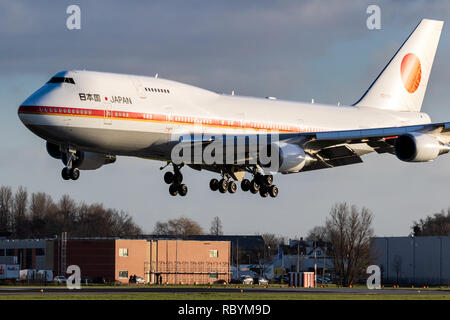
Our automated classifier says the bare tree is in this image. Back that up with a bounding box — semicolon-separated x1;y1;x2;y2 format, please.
153;221;170;235
210;216;223;235
153;216;204;237
306;226;328;242
412;209;450;236
58;194;78;230
12;186;28;236
0;186;13;232
0;185;142;238
29;192;54;220
261;233;285;257
326;202;375;286
393;255;402;284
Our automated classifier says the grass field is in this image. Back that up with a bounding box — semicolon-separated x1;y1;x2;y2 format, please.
1;283;449;300
1;292;450;300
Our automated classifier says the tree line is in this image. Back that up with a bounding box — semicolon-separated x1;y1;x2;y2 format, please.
0;185;142;238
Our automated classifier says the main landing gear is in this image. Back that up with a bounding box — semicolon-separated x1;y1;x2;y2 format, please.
209;171;278;198
240;172;278;198
162;163;188;196
61;150;80;181
209;176;237;194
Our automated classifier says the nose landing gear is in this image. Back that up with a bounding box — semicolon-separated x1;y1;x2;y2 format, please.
61;149;80;181
61;167;80;180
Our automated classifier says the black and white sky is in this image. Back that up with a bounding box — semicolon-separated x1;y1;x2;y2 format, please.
1;0;450;238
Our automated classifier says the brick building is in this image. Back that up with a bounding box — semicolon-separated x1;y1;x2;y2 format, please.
53;238;230;284
148;240;230;284
1;237;232;284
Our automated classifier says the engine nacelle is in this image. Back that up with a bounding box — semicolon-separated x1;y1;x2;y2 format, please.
61;151;116;170
394;133;449;162
278;143;312;173
46;142;62;159
261;142;311;173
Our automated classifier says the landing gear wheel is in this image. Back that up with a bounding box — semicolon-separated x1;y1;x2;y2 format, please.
269;185;279;198
241;179;251;192
228;181;237;194
69;168;80;180
250;180;260;194
263;175;273;186
164;172;174;184
254;174;261;185
169;184;179;196
173;173;183;184
259;186;269;198
61;167;70;180
218;179;228;193
210;179;219;191
178;184;188;196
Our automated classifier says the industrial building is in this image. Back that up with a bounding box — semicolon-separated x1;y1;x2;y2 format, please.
373;236;450;286
1;237;231;284
0;239;53;270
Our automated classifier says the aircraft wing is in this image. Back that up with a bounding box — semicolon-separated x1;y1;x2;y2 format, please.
179;121;450;173
308;122;450;144
283;121;450;171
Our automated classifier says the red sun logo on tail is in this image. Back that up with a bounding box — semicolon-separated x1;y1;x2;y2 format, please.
401;53;421;93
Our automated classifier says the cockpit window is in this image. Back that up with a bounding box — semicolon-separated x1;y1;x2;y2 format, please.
47;77;75;84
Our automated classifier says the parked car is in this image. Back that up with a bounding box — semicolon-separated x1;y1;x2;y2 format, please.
135;276;146;284
241;276;253;285
258;278;269;285
213;279;227;285
53;276;67;284
316;276;331;284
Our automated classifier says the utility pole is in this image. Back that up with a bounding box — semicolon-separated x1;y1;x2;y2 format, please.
296;240;300;272
322;243;327;281
314;241;317;288
236;239;239;280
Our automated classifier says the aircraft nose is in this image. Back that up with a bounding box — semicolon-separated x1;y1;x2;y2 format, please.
18;83;54;125
18;95;36;126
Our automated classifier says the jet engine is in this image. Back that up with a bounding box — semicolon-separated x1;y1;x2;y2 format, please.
46;141;62;159
46;142;115;170
260;142;312;173
394;133;450;162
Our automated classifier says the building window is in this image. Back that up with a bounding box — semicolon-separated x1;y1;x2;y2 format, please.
209;272;218;279
0;249;5;256
6;249;15;256
35;248;45;256
118;271;128;279
119;248;128;257
209;250;218;258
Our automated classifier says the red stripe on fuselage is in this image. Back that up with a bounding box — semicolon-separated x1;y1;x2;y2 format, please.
18;105;324;133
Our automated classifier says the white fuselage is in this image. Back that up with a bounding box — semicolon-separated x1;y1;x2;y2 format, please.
18;70;431;160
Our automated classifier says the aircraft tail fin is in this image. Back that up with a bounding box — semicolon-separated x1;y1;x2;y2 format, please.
354;19;443;112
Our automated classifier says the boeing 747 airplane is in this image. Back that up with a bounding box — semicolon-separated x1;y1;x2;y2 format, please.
18;19;450;198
